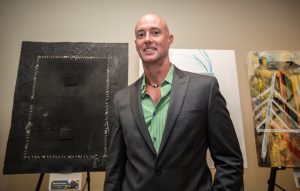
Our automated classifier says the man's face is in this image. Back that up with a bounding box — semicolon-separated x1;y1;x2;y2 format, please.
135;15;173;65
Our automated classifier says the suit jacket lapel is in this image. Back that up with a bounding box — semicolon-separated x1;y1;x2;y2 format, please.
130;78;157;156
158;67;189;156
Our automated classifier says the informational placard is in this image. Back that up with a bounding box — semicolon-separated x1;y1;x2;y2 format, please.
49;173;81;191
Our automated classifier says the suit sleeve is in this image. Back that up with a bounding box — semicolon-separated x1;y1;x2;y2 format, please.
104;95;126;191
207;77;244;191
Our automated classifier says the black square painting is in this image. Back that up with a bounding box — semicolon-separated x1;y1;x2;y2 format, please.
3;42;128;174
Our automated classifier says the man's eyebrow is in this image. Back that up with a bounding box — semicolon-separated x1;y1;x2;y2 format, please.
150;27;161;30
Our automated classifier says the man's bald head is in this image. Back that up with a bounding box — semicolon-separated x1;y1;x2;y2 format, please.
135;14;171;36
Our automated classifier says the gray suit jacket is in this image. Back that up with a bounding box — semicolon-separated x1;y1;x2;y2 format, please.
104;66;243;191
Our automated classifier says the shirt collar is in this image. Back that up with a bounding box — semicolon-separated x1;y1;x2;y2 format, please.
141;64;174;97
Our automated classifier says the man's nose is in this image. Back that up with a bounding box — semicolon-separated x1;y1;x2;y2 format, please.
144;33;152;43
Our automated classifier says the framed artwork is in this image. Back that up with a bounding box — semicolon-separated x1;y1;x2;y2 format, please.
3;42;128;174
248;51;300;167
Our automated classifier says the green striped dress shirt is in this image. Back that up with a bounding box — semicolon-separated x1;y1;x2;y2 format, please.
141;65;174;153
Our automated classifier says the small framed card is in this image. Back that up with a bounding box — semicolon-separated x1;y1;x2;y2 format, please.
49;173;82;191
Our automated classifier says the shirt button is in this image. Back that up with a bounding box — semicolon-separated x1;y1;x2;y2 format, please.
153;137;156;142
155;169;161;176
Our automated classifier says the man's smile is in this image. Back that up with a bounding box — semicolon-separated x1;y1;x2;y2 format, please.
144;47;157;52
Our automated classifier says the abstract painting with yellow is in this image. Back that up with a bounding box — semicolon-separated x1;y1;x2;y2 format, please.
248;51;300;167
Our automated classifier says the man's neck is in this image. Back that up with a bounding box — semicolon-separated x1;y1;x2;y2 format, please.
143;60;171;85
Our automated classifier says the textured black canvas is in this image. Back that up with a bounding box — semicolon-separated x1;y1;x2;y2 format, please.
3;42;128;174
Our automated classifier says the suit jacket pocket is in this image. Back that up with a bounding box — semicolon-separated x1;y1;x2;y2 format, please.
178;108;203;119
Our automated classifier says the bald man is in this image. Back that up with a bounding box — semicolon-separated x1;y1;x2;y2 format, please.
104;14;244;191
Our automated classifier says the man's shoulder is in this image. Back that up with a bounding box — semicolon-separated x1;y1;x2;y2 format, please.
175;67;216;82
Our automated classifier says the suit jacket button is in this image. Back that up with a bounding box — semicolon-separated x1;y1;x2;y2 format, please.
155;169;161;175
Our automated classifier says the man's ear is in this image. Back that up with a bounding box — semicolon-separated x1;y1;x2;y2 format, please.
168;34;174;44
